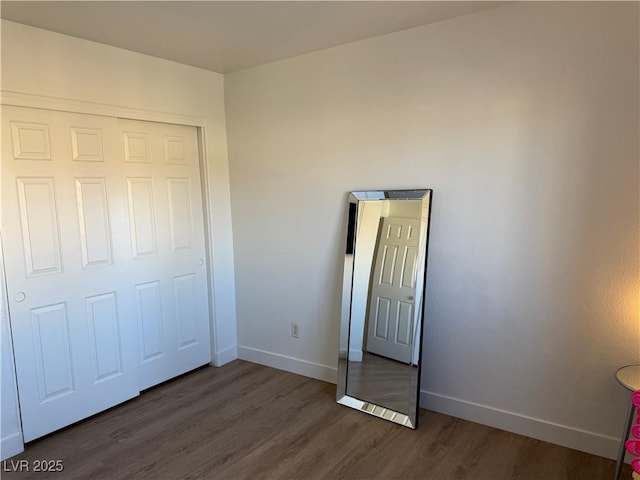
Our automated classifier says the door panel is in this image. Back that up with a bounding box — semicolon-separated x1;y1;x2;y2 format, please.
123;132;151;163
30;302;74;401
11;121;51;160
3;106;139;441
174;273;199;348
126;177;157;258
85;292;124;382
75;178;113;267
70;127;103;162
136;281;164;363
16;177;63;275
167;178;193;251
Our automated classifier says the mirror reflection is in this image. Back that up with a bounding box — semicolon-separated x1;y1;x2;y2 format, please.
337;190;432;428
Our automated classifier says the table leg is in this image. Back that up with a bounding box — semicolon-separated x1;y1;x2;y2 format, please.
615;401;636;480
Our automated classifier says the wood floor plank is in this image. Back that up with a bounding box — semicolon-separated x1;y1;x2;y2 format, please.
1;360;629;480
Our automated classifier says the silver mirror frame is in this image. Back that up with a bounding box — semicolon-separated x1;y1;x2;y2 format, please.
337;189;432;429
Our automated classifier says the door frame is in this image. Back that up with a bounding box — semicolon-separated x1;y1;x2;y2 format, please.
0;89;220;372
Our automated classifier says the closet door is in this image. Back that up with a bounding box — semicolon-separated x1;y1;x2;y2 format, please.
2;106;139;441
119;119;210;389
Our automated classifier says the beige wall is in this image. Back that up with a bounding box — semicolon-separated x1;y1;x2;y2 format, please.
226;2;639;458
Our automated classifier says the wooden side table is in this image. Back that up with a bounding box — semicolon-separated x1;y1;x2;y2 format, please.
614;365;640;480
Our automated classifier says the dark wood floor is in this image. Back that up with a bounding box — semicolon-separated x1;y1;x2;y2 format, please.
2;360;628;480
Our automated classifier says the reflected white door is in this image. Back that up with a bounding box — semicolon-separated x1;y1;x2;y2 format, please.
366;217;420;363
119;119;210;389
2;106;139;441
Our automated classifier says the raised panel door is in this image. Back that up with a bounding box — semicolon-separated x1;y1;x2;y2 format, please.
366;217;420;364
2;106;139;441
119;119;210;390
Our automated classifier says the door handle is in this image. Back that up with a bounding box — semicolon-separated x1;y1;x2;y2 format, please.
14;291;26;302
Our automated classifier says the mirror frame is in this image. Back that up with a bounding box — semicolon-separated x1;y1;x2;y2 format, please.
336;189;433;429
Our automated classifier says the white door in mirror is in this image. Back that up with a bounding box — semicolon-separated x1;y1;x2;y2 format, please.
366;216;420;364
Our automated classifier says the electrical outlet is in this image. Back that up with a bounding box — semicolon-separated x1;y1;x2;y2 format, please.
291;322;300;338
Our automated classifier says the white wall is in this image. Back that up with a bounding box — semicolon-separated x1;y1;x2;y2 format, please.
0;20;238;456
225;2;639;459
0;243;24;459
350;200;383;361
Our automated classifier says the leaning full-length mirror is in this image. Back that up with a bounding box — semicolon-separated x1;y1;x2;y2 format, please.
337;189;432;428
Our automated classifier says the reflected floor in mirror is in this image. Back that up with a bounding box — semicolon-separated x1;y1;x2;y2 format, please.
346;352;414;414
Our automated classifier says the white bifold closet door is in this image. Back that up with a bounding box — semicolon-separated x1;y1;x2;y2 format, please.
119;118;210;390
2;106;210;442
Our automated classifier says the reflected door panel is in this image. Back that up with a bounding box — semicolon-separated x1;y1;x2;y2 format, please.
366;217;419;364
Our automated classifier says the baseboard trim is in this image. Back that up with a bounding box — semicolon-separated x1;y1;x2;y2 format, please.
232;348;623;460
1;432;24;461
420;390;621;461
349;349;363;362
238;346;337;384
213;345;238;367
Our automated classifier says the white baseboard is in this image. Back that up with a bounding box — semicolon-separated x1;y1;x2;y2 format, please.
213;345;238;367
1;432;24;461
237;346;337;384
420;390;622;461
233;348;623;461
349;349;363;362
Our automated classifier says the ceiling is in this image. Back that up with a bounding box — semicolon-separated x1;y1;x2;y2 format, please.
1;1;505;73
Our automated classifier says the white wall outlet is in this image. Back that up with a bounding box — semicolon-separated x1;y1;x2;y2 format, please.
291;322;300;338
